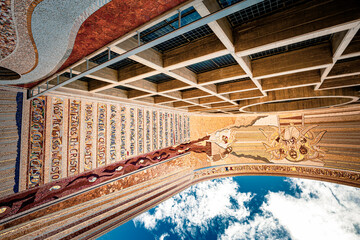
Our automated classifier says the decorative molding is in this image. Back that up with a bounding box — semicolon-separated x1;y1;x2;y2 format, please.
193;164;360;187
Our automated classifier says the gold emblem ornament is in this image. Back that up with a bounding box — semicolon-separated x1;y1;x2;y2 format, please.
260;124;326;162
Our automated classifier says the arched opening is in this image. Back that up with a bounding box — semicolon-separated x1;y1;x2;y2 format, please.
101;175;360;240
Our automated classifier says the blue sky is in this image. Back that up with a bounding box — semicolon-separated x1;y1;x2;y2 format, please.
98;176;360;240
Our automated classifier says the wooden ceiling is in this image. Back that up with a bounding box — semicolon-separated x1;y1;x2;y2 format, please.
34;0;360;114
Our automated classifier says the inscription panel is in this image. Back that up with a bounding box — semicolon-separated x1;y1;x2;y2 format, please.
49;97;63;181
159;112;164;149
120;107;127;160
183;114;187;142
109;105;117;163
165;113;169;147
97;103;107;167
146;110;151;152
130;108;136;156
84;103;94;171
68;100;80;175
175;114;178;144
28;97;46;189
152;111;158;150
187;115;190;140
179;115;182;143
170;113;174;145
138;109;144;155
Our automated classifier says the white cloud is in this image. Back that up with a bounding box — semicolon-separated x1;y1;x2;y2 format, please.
263;178;360;240
221;214;289;240
133;178;253;239
134;177;360;240
158;233;169;240
220;178;360;240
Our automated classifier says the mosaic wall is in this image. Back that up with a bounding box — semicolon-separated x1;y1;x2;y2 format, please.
23;96;189;189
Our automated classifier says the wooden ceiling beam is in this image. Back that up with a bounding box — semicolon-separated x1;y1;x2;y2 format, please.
88;80;111;92
118;64;159;83
217;79;257;94
316;24;360;89
238;86;359;112
197;65;247;85
157;80;190;93
132;96;155;104
128;89;153;99
194;0;233;51
187;106;208;112
97;88;128;99
319;75;360;90
114;32;228;108
252;43;333;79
113;38;163;70
49;77;88;92
229;90;264;101
182;89;211;99
261;70;321;92
163;34;228;70
195;0;265;96
173;101;194;108
127;79;157;93
198;96;224;104
327;57;360;79
72;62;118;83
87;63;159;93
111;5;238;108
339;32;360;60
210;102;236;108
114;40;216;109
234;0;360;56
154;96;176;104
